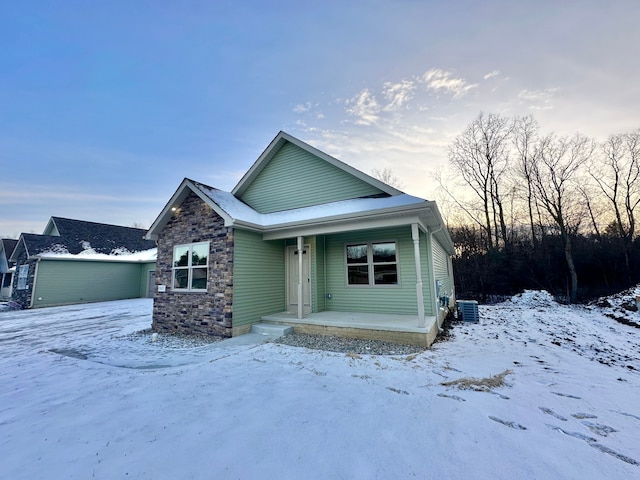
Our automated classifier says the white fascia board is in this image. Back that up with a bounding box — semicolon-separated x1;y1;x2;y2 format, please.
187;182;235;226
278;132;402;196
34;256;156;264
260;211;428;241
42;217;59;236
232;132;286;196
145;178;191;240
232;131;402;197
9;236;27;263
145;179;234;240
426;204;455;255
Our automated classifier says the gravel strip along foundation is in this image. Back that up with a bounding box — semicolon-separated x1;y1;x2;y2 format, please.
124;329;226;349
125;330;426;355
274;333;426;355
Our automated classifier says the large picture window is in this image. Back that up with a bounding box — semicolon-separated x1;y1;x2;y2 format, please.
346;241;398;286
172;242;209;292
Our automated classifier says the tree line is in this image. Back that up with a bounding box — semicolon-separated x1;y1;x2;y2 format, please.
438;113;640;303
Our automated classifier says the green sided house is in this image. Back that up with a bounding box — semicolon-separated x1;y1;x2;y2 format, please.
146;131;455;347
10;217;157;309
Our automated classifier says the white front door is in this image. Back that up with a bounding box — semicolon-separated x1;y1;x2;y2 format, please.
287;245;311;314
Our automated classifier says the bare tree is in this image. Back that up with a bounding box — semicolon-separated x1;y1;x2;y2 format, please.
447;112;513;250
512;115;541;246
577;182;604;240
530;133;595;302
371;168;404;189
589;130;640;276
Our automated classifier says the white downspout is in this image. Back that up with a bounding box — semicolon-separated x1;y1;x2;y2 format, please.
448;255;456;304
411;224;425;328
430;225;444;332
297;235;303;320
29;258;41;308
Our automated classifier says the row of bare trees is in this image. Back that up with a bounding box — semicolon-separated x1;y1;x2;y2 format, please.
439;112;640;303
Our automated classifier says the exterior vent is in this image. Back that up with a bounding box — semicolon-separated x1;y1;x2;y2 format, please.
456;300;479;323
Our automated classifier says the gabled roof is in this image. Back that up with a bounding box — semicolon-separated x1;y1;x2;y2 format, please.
145;132;454;253
10;218;156;262
232;131;402;197
1;239;18;255
145;178;455;254
0;238;18;272
46;217;155;253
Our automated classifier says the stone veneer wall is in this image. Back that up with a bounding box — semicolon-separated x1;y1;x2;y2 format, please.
10;245;36;309
152;191;234;337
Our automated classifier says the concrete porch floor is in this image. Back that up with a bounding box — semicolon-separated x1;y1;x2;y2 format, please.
260;311;439;347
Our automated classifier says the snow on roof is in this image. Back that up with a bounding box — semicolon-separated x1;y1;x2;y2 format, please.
197;184;427;226
37;247;157;262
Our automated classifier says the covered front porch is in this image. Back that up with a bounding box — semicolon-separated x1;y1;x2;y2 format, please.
260;310;440;348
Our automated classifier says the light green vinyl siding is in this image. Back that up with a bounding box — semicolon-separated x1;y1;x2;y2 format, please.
232;229;286;327
421;230;435;315
239;142;384;213
432;237;453;297
139;262;156;297
32;260;147;308
324;226;433;315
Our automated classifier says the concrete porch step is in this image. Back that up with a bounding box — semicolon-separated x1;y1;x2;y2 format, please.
251;323;294;337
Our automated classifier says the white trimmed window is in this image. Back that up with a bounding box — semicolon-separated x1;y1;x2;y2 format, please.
17;265;28;290
346;241;398;286
172;242;209;292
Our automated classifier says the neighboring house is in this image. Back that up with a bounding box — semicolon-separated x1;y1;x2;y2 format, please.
0;238;18;300
10;217;157;309
146;131;455;346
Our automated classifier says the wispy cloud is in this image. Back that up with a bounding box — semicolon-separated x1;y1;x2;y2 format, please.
345;89;381;125
420;68;477;98
518;88;558;110
289;67;483;196
293;102;312;113
483;70;500;80
382;80;416;110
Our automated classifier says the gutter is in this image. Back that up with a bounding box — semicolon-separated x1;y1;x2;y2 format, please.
29;258;41;308
234;204;434;239
34;255;156;264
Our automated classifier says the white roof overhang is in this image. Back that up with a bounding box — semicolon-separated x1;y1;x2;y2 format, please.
146;178;455;255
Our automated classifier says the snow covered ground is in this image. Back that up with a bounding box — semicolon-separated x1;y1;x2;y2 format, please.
0;293;639;479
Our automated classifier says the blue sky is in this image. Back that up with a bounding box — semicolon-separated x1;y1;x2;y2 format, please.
1;0;639;238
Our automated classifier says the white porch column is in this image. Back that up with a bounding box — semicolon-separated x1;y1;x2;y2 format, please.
411;224;426;328
297;235;303;319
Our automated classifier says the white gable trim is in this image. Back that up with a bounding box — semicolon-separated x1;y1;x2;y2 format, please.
145;179;234;240
42;218;60;236
147;177;454;254
231;131;402;197
9;236;29;263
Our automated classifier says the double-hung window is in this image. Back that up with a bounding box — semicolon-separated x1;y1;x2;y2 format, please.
346;241;398;286
17;265;28;290
172;242;209;292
